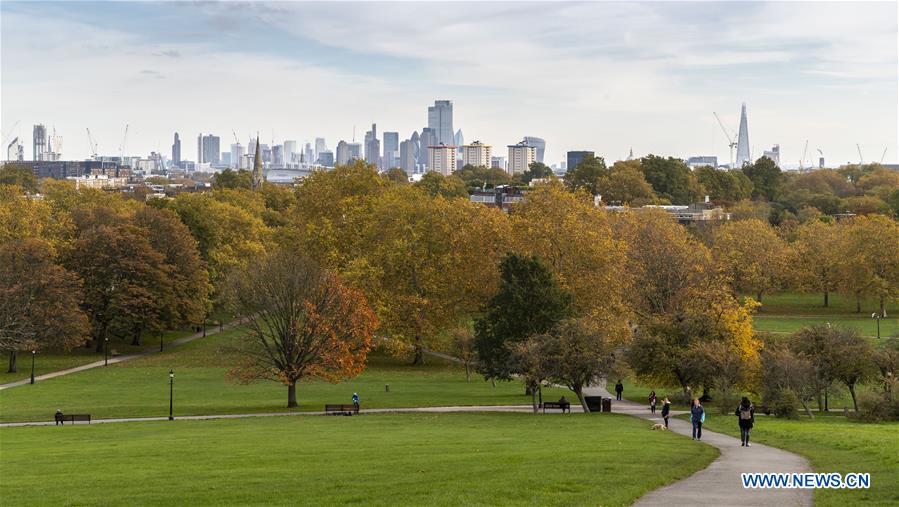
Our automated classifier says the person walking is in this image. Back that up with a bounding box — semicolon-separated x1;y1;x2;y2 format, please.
735;396;755;447
660;398;671;428
614;380;623;401
352;392;360;411
649;390;657;414
690;398;705;441
55;409;64;426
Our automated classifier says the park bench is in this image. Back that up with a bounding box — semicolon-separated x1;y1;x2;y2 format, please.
542;401;570;413
55;414;91;424
324;404;359;416
756;404;771;416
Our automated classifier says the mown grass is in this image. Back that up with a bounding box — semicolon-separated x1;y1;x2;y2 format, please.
0;413;718;506
0;328;568;423
688;413;899;507
752;293;898;337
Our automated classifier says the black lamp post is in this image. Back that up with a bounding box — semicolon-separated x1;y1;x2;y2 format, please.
160;333;164;352
30;350;36;384
104;337;109;366
168;369;174;420
872;313;881;340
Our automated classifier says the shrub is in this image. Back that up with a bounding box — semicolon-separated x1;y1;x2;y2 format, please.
767;388;799;419
851;388;899;422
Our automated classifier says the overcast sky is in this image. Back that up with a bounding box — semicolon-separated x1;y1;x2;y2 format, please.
2;1;896;167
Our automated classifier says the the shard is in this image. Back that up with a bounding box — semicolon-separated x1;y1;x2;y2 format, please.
735;103;750;167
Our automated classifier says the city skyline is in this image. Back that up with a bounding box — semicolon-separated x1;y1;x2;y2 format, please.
1;1;896;167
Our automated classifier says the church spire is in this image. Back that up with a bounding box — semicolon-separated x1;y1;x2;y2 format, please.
252;131;264;190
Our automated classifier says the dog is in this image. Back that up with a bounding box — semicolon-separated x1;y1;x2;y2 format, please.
650;423;667;431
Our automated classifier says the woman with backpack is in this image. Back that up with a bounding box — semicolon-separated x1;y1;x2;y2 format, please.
735;396;755;447
690;398;705;441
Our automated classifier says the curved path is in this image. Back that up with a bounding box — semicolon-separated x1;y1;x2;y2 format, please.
584;384;813;506
0;320;244;391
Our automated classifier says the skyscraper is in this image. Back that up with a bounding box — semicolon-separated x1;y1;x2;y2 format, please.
419;128;436;170
763;144;780;166
427;100;454;146
171;132;181;167
410;131;421;173
364;124;380;168
33;124;47;161
283;140;297;166
314;138;327;161
231;143;245;169
383;131;399;170
304;143;314;165
318;151;334;167
399;139;415;174
508;140;537;175
735;103;750;167
336;140;349;166
523;136;546;163
428;143;456;176
347;143;362;162
567;151;593;173
197;134;221;164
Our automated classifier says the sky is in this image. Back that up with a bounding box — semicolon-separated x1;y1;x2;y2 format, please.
2;1;897;167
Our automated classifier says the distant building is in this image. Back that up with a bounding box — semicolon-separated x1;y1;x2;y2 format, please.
383;131;399;170
66;174;127;190
427;100;454;146
762;145;780;166
347;143;362;162
507;140;537;175
399;139;415;174
410;131;421;173
231;143;246;169
171;132;181;167
221;152;231;166
33;124;47;161
735;103;750;167
303;143;314;165
318;150;334;167
428;143;456;176
364;124;380;167
272;145;283;166
566;151;594;173
602;200;731;224
283;140;297;166
491;157;506;170
335;141;349;166
461;141;492;168
197;134;221;165
6;137;23;161
314;138;327;162
523;136;546;163
685;156;718;169
419;128;437;171
469;186;525;212
31;160;122;180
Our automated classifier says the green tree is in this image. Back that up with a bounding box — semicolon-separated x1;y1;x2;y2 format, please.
794;220;843;307
384;167;409;184
564;154;608;195
0;163;38;193
453;165;511;190
212;169;253;190
695;166;753;203
598;162;657;205
414;172;468;199
517;161;554;185
742;156;784;201
639;155;702;204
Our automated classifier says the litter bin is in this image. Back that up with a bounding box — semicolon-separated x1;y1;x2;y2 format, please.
602;397;612;412
584;396;603;413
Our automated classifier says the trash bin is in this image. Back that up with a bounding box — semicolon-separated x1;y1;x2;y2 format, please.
584;396;603;413
602;397;612;412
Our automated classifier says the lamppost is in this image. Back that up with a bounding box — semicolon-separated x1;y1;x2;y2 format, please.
30;350;36;384
872;313;881;340
104;337;109;366
168;370;174;420
160;333;164;352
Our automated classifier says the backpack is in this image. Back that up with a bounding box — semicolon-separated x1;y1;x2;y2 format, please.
739;406;752;420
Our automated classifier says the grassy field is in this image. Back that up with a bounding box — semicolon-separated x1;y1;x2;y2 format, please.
0;328;197;385
688;413;899;507
0;413;718;506
0;328;569;423
753;293;899;337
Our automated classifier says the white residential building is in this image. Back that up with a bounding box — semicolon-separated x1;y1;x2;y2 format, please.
428;143;457;176
461;141;492;168
507;140;536;175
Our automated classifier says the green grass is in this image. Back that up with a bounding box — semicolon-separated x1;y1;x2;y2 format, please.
0;413;719;506
0;328;569;423
751;293;899;337
0;329;196;385
753;315;898;337
685;413;899;507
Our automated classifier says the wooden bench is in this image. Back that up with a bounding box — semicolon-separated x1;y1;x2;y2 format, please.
543;401;570;413
324;404;359;416
55;414;91;424
756;404;771;416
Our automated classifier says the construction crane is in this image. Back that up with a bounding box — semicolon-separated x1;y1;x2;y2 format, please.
880;147;888;164
2;120;20;146
856;144;864;165
713;112;738;168
86;128;99;159
232;129;241;145
799;140;809;171
118;124;129;159
816;148;824;169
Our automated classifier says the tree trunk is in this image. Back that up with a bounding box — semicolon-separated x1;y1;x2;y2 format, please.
856;294;861;313
849;384;858;412
131;327;142;346
823;290;829;308
880;297;886;318
824;387;829;412
490;377;496;388
412;334;424;365
531;386;538;414
756;291;763;303
287;382;297;408
7;351;16;373
799;399;814;419
94;322;107;352
816;391;823;412
574;385;589;414
464;362;471;382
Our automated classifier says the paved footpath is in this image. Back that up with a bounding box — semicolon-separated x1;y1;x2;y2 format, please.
0;320;244;391
584;385;812;506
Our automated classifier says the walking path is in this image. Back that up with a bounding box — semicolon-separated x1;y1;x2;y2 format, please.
0;321;243;391
583;384;812;506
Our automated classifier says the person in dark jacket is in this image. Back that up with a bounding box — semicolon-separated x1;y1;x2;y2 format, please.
649;390;657;414
690;398;705;440
735;396;755;447
614;380;623;401
660;398;671;428
55;409;64;426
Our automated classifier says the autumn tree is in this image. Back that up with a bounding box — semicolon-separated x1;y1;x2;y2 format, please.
0;238;89;372
0;164;39;193
837;215;899;315
829;329;875;411
510;338;552;413
761;341;817;418
712;218;793;302
413;172;468;199
794;220;843;307
451;327;478;382
682;340;749;413
212;168;253;190
597;161;657;205
227;251;377;407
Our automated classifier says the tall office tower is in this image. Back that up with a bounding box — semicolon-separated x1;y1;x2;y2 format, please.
33;124;47;161
735;103;750;167
221;152;231;166
171;132;181;167
523;136;546;163
428;143;456;176
304;143;314;165
507;140;537;175
763;144;780;166
7;137;23;161
461;141;492;167
248;138;257;158
427;100;454;146
364;124;380;167
383;131;399;170
197;134;221;164
262;144;272;164
399;139;415;174
231;143;246;169
566;151;594;173
410;131;421;172
283;140;297;167
314;138;327;161
347;143;362;162
491;157;506;170
318;151;334;167
336;141;349;165
272;145;283;166
419;128;436;170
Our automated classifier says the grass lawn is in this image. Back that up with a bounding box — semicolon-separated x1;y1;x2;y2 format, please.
0;328;569;423
0;329;197;385
0;413;719;506
751;293;899;337
685;413;899;507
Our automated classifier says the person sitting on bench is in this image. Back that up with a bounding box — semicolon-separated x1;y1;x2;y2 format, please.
55;409;64;426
